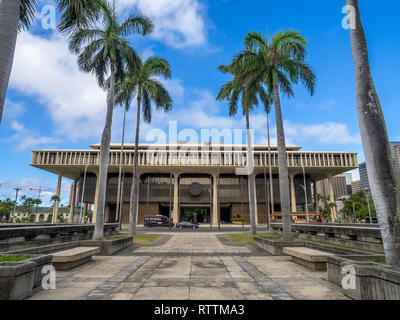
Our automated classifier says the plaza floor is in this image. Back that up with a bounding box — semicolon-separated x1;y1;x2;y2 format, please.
29;233;349;300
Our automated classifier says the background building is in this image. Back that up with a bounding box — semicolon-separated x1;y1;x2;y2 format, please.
316;174;349;199
351;180;361;194
31;143;358;224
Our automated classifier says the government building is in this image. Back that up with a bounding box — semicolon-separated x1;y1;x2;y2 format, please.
30;143;358;224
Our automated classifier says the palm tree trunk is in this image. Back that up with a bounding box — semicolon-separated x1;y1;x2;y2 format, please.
266;112;273;229
93;60;115;240
129;92;141;237
245;112;257;235
115;108;127;223
0;0;21;124
346;0;400;267
273;83;292;242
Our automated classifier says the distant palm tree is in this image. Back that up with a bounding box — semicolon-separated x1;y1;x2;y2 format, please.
115;56;173;236
0;0;102;124
69;0;153;240
345;0;400;267
217;68;273;235
228;30;316;241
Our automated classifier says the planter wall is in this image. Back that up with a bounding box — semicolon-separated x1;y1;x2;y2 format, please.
0;261;35;300
80;236;133;256
327;256;400;300
253;237;305;256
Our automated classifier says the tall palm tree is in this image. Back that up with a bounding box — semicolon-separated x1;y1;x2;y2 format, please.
0;0;35;124
0;0;103;124
115;56;173;237
69;0;153;240
228;30;316;241
345;0;400;267
264;104;273;229
216;71;273;235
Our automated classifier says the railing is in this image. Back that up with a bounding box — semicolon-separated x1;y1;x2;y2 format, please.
31;150;358;168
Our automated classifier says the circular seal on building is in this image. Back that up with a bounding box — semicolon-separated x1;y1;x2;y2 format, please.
189;182;202;197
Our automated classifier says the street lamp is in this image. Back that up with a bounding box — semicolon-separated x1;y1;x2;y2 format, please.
300;165;310;223
365;187;372;224
12;187;21;222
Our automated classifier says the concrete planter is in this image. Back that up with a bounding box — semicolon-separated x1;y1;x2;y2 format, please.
254;236;305;256
327;256;400;300
80;236;133;256
0;260;35;300
28;255;53;288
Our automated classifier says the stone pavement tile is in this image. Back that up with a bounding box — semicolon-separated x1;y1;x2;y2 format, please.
110;293;134;300
113;282;144;294
278;281;349;300
229;271;252;279
189;286;244;300
143;280;189;287
29;281;102;300
132;286;190;300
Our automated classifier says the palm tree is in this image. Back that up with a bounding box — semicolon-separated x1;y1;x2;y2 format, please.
0;0;103;124
264;104;273;229
115;56;173;237
345;0;400;267
227;30;316;242
0;0;35;124
69;0;153;240
216;69;273;235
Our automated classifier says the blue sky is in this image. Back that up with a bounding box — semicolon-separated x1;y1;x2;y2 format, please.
1;0;399;205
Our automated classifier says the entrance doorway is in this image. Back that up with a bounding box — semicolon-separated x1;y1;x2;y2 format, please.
180;207;210;223
220;206;231;223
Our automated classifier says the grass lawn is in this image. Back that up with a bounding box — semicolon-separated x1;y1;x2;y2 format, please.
133;234;161;245
225;233;281;245
0;255;34;262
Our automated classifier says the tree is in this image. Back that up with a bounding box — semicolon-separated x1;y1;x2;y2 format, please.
0;198;14;222
227;30;316;241
0;0;103;124
69;1;153;240
217;65;273;235
115;56;172;237
345;0;400;266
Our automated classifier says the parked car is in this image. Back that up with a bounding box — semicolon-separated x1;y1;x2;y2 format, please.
365;216;378;224
144;215;174;227
176;221;199;229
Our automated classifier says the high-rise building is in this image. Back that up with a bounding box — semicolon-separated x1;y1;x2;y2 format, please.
316;174;348;199
359;162;370;194
351;180;361;194
343;172;353;195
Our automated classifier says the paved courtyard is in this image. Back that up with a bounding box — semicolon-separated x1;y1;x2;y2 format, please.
30;233;349;300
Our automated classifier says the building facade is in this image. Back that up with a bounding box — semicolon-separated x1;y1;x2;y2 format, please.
351;180;361;194
316;174;349;199
359;162;370;194
31;143;358;224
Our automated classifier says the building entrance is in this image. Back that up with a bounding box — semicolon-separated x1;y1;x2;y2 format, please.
180;207;210;223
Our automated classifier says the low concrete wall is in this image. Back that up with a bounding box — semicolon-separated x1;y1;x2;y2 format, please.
270;223;384;253
327;255;400;300
253;237;304;256
0;261;36;300
80;236;133;256
0;224;118;252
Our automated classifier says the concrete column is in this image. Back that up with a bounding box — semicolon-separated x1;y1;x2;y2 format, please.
289;174;297;213
68;179;78;224
173;174;179;223
327;175;337;221
52;173;62;224
212;173;219;225
253;178;258;225
92;173;100;224
313;181;319;213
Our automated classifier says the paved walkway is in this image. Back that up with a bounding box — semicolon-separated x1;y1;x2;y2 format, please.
30;233;349;300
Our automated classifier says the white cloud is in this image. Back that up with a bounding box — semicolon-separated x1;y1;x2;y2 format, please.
282;120;361;145
0;177;71;206
3;99;26;120
10;31;107;141
118;0;207;48
6;120;60;151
